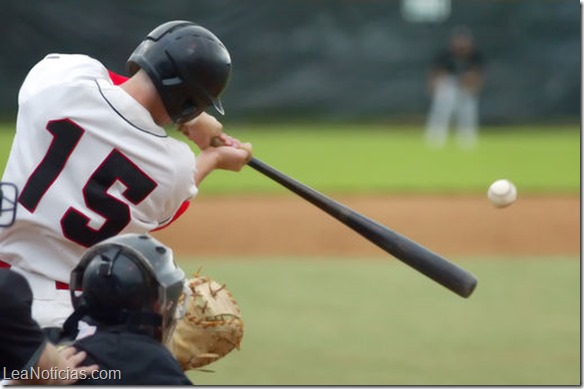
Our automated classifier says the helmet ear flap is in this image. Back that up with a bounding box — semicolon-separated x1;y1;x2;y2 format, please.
176;99;202;124
154;77;205;124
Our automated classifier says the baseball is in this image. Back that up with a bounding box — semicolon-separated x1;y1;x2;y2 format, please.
487;179;517;208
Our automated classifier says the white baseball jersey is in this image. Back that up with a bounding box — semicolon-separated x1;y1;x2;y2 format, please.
0;54;198;284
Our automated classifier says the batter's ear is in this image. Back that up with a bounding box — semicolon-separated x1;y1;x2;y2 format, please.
0;182;18;228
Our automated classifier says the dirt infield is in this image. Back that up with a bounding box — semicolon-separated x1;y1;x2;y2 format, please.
153;194;580;258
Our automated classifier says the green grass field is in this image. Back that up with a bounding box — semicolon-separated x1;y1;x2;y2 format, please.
0;123;579;194
180;256;580;385
200;123;580;195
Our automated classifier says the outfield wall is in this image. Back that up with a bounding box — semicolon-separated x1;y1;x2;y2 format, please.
0;0;579;124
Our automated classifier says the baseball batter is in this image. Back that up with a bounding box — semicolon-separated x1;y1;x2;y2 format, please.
0;20;251;328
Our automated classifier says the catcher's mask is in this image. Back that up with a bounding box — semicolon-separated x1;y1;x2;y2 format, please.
127;20;232;124
70;233;188;343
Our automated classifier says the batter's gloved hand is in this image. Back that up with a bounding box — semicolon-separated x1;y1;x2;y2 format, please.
168;272;244;370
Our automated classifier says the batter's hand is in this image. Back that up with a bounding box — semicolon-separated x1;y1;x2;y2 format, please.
178;112;223;150
194;135;252;186
210;134;252;170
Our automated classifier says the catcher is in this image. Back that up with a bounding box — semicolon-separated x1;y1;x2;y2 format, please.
59;233;243;384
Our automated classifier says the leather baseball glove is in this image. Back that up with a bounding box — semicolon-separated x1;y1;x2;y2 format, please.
168;273;244;370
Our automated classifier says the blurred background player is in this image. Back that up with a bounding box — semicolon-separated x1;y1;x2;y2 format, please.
425;26;485;149
60;234;192;385
0;20;252;329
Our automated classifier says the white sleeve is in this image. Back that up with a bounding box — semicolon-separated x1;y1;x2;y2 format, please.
174;142;198;201
156;141;198;227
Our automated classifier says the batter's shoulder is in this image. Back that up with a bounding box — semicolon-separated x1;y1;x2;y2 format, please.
43;54;109;82
19;54;109;103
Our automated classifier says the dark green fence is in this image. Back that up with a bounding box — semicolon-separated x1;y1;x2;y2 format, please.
0;0;579;124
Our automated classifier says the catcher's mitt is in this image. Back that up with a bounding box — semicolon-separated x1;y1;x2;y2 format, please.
168;273;244;370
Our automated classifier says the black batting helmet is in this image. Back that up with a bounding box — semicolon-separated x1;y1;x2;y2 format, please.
127;20;232;124
70;234;186;343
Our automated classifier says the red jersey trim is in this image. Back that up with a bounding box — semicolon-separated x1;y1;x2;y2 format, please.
152;200;191;232
108;70;129;85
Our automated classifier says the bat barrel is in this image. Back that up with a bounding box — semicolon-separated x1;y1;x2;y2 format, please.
345;212;478;298
247;157;478;298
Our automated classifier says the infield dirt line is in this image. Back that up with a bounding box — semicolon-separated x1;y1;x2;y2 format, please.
153;194;579;258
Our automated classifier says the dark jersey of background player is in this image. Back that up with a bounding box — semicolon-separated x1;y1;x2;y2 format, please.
432;33;484;77
72;328;192;385
0;269;47;376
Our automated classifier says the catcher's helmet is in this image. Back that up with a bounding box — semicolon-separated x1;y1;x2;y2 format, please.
70;233;186;343
127;20;232;124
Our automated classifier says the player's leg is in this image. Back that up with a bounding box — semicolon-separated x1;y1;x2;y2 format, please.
33;290;75;329
455;89;479;149
425;76;458;148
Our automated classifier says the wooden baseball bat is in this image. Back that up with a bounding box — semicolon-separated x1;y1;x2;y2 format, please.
245;157;478;298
